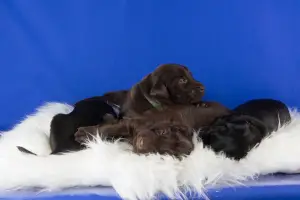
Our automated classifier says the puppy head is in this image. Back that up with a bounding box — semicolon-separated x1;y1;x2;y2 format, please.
140;64;205;105
133;121;194;158
200;114;267;160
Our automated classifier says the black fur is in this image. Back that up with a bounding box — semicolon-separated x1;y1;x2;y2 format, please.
200;114;268;160
17;94;125;155
17;146;37;155
50;97;120;154
233;99;291;133
199;99;291;160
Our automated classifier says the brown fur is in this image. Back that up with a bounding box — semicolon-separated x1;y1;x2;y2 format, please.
101;90;129;106
75;101;230;157
16;64;205;156
121;63;205;117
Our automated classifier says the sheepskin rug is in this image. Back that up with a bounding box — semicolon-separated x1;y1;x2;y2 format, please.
0;102;300;200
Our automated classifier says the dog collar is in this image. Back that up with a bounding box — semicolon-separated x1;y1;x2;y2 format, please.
143;93;163;111
138;85;163;111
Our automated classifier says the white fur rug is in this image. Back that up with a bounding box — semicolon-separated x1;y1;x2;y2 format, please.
0;103;300;200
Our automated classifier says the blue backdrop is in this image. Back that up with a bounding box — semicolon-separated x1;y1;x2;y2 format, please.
1;0;299;130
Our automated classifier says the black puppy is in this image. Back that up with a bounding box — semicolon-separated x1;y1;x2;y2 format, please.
17;90;128;155
199;99;291;160
233;99;291;133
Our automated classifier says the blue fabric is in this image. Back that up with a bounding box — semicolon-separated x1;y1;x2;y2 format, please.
1;0;300;199
2;175;300;200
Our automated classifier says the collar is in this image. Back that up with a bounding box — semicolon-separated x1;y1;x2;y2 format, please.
143;92;163;111
138;85;163;111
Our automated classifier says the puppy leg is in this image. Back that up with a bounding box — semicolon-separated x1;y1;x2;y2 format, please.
75;121;133;144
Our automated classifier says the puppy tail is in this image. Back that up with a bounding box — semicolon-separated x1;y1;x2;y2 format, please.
16;146;37;156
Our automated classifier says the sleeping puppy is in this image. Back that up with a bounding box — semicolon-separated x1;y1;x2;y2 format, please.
199;99;291;160
121;63;205;117
133;121;194;158
233;99;291;133
199;114;268;160
77;120;195;159
74;101;230;157
17;90;127;155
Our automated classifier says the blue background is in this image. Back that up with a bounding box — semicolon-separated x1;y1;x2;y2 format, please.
1;0;300;130
1;1;300;199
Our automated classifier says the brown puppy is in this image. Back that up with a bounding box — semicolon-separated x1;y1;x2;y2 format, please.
121;63;205;117
132;120;194;158
75;101;230;157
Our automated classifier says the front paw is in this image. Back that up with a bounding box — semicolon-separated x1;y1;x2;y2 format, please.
75;127;97;144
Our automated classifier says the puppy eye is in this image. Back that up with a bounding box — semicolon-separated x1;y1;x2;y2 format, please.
178;78;187;84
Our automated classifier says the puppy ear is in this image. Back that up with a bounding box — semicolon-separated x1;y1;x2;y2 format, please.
139;73;169;100
150;82;169;99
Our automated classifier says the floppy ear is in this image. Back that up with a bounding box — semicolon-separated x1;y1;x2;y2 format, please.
138;73;170;100
150;81;169;99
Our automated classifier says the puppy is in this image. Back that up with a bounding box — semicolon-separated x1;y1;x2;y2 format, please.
199;99;291;160
200;114;268;160
74;101;230;157
121;63;205;117
233;99;291;133
17;90;127;155
133;121;194;158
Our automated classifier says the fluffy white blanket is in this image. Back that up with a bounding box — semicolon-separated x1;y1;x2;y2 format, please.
0;103;300;200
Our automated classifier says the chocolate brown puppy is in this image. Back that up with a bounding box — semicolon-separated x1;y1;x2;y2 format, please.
132;121;194;158
75;101;230;157
121;63;205;117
